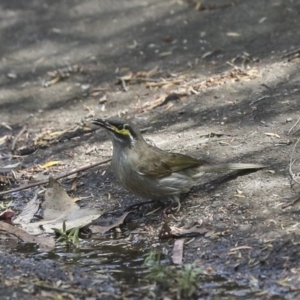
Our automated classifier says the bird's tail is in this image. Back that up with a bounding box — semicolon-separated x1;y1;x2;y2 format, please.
192;163;265;178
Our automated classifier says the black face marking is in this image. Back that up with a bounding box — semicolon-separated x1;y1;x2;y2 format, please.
115;123;125;130
93;118;140;144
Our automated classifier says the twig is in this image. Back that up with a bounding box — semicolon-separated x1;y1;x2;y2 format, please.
249;95;270;106
289;138;300;184
33;283;89;296
282;195;300;209
261;84;272;91
282;48;300;61
229;245;253;251
117;77;128;92
250;93;281;106
131;77;161;83
0;158;111;196
287;115;300;136
11;125;27;151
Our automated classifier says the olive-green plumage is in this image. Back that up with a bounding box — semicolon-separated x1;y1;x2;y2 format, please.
92;117;264;210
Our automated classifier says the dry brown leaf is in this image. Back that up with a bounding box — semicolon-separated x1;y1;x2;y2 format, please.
0;209;15;220
42;177;80;220
172;239;185;265
13;192;40;225
0;221;55;252
16;178;101;235
89;211;133;234
41;209;101;233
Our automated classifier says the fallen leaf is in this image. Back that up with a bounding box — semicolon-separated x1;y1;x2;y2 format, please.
41;208;101;233
0;209;15;220
172;239;185;265
41;161;62;169
15;178;101;235
0;162;21;173
13;192;40;224
90;211;133;234
0;221;55;252
42;177;80;220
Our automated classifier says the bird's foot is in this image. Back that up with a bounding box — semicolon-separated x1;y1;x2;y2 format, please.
159;197;181;219
174;199;181;212
170;196;181;212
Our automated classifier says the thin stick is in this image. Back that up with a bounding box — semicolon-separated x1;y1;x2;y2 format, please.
287;115;300;136
250;93;281;106
117;77;128;92
11;125;27;151
282;48;300;60
282;195;300;209
289;138;300;184
249;95;270;106
32;283;89;296
0;158;111;196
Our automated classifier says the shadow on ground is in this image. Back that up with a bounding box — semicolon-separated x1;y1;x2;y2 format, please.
1;0;300;299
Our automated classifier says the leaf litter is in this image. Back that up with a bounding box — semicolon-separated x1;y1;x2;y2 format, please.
42;64;82;87
1;178;131;251
116;64;259;93
116;62;260;114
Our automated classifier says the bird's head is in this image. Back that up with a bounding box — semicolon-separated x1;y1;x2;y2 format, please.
92;117;142;148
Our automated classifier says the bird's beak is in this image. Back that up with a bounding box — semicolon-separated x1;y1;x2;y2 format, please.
92;119;115;132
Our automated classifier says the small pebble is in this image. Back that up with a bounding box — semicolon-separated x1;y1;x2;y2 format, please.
238;224;251;231
7;73;17;79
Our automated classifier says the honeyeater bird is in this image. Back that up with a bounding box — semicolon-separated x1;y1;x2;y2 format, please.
92;118;264;211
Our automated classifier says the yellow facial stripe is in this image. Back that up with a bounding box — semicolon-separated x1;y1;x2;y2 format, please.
113;127;130;136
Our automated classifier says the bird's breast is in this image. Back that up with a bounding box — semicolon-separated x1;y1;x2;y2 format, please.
111;151;194;199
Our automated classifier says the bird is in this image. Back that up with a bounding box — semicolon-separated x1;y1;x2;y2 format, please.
92;117;265;211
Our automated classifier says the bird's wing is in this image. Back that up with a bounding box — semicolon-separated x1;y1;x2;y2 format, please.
137;151;206;178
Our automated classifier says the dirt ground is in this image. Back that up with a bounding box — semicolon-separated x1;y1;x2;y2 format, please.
1;0;300;299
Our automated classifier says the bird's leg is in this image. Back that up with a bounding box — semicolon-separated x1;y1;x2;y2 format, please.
174;196;181;212
160;196;181;218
